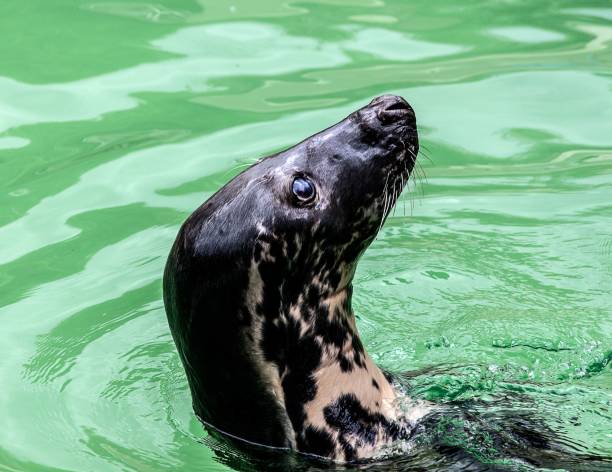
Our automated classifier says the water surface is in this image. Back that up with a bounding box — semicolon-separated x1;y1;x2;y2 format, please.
1;1;610;471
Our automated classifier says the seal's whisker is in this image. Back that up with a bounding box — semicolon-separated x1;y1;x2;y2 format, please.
377;173;392;236
380;190;391;233
414;173;425;202
379;170;401;235
395;184;400;216
384;181;393;220
406;151;419;184
416;163;428;200
407;148;427;201
411;163;423;193
392;178;400;216
415;144;433;164
399;143;425;202
420;143;435;158
399;165;407;218
224;160;258;177
397;154;414;217
417;161;428;185
401;164;408;187
419;144;435;163
409;170;416;215
419;152;434;165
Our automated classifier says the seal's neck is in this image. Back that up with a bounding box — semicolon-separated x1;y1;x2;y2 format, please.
238;232;417;460
266;284;409;461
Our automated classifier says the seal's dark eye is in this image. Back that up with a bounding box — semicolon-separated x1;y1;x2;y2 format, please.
291;176;316;203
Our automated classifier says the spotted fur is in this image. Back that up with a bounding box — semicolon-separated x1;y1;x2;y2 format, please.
164;95;424;461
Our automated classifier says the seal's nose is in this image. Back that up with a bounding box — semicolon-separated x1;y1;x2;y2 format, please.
370;94;415;125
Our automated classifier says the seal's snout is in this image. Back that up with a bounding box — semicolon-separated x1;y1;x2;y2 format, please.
371;94;415;126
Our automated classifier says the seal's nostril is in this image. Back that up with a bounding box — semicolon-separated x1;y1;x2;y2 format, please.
384;98;409;112
378;108;408;124
371;95;414;125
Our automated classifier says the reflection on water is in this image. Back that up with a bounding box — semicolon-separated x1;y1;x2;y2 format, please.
0;0;610;471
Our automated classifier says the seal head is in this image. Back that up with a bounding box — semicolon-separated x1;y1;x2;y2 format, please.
164;95;419;461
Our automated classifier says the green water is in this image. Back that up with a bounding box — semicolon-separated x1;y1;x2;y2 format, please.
1;0;611;470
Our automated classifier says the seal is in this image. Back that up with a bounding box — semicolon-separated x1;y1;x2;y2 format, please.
163;95;423;462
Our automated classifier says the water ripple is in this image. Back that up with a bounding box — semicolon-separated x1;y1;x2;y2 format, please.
1;0;611;470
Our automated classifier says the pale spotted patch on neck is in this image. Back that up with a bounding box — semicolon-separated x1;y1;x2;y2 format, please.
241;226;426;461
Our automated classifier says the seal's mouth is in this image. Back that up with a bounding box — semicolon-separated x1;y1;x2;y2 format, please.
358;95;419;230
368;94;419;165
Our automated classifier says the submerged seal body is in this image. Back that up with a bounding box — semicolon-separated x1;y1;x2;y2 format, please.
163;95;421;462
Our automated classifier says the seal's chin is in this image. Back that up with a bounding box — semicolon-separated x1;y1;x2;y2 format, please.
374;142;419;232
